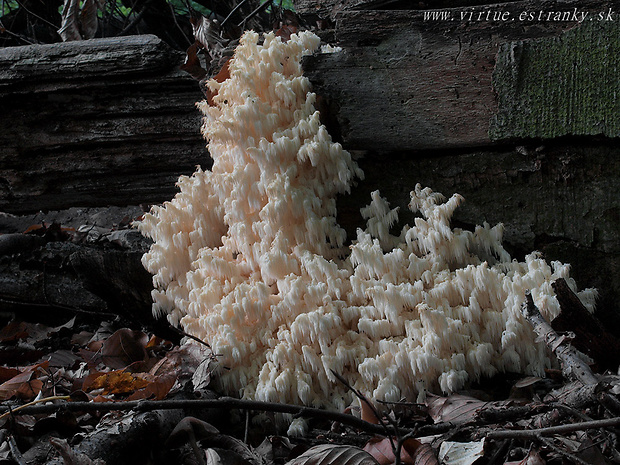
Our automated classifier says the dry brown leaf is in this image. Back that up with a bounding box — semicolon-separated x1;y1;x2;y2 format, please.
0;361;49;401
0;321;29;342
58;0;103;41
426;394;486;424
0;367;21;384
100;328;149;369
191;16;222;53
207;59;231;106
58;0;81;41
413;444;439;465
557;433;608;465
181;42;208;81
287;444;380;465
364;437;421;465
274;24;297;42
426;393;521;425
514;376;543;389
44;349;82;368
360;399;381;424
126;372;176;401
78;0;101;39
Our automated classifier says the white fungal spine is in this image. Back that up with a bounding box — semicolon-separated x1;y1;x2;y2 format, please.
138;31;597;410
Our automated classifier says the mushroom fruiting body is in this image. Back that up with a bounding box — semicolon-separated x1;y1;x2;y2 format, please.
139;31;596;411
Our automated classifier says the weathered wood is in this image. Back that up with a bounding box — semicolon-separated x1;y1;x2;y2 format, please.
551;278;620;372
522;292;598;385
491;20;620;140
0;35;208;213
302;0;619;150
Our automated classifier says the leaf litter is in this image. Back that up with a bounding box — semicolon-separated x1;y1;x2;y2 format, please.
1;266;620;464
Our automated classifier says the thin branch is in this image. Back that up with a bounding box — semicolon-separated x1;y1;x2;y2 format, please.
331;370;401;465
167;0;192;47
486;416;620;439
537;434;590;465
220;0;249;28
0;26;36;44
167;324;212;349
118;0;150;36
16;0;59;29
0;396;455;438
7;434;26;465
0;395;70;421
521;291;598;385
236;0;271;28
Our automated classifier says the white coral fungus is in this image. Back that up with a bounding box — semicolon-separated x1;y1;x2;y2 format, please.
139;31;595;410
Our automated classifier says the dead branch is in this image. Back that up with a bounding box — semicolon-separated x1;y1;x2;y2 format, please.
0;396;454;438
485;416;620;439
521;291;598;385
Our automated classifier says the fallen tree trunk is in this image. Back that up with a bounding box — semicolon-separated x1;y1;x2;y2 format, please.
0;35;207;214
302;0;620;150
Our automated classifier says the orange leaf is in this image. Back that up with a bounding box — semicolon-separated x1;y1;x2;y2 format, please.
360;400;381;425
207;59;231;107
127;373;177;401
181;42;208;81
88;371;149;395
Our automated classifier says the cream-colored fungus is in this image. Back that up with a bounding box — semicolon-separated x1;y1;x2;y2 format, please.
139;31;596;414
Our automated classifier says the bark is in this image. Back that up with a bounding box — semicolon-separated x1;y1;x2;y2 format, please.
301;0;619;151
521;292;598;385
1;3;620;337
0;35;208;214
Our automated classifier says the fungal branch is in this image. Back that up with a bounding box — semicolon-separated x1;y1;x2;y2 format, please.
138;31;597;417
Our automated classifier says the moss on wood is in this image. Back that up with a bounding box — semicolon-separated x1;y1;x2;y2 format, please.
490;19;620;140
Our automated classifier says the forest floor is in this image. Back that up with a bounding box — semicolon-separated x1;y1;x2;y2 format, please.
0;207;620;465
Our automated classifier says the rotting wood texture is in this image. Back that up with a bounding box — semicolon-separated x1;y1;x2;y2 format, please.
301;0;618;150
0;35;208;214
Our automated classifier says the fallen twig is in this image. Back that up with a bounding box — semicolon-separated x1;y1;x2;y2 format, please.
0;395;70;421
7;433;26;465
521;291;598;385
0;396;454;438
537;434;590;465
485;416;620;439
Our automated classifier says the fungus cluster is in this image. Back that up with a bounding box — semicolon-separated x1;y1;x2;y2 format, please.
139;31;596;412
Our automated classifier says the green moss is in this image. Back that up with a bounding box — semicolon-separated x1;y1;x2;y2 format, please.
490;20;620;140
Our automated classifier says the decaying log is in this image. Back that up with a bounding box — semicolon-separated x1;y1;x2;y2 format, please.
0;35;207;214
301;0;620;150
0;207;165;334
1;3;619;334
